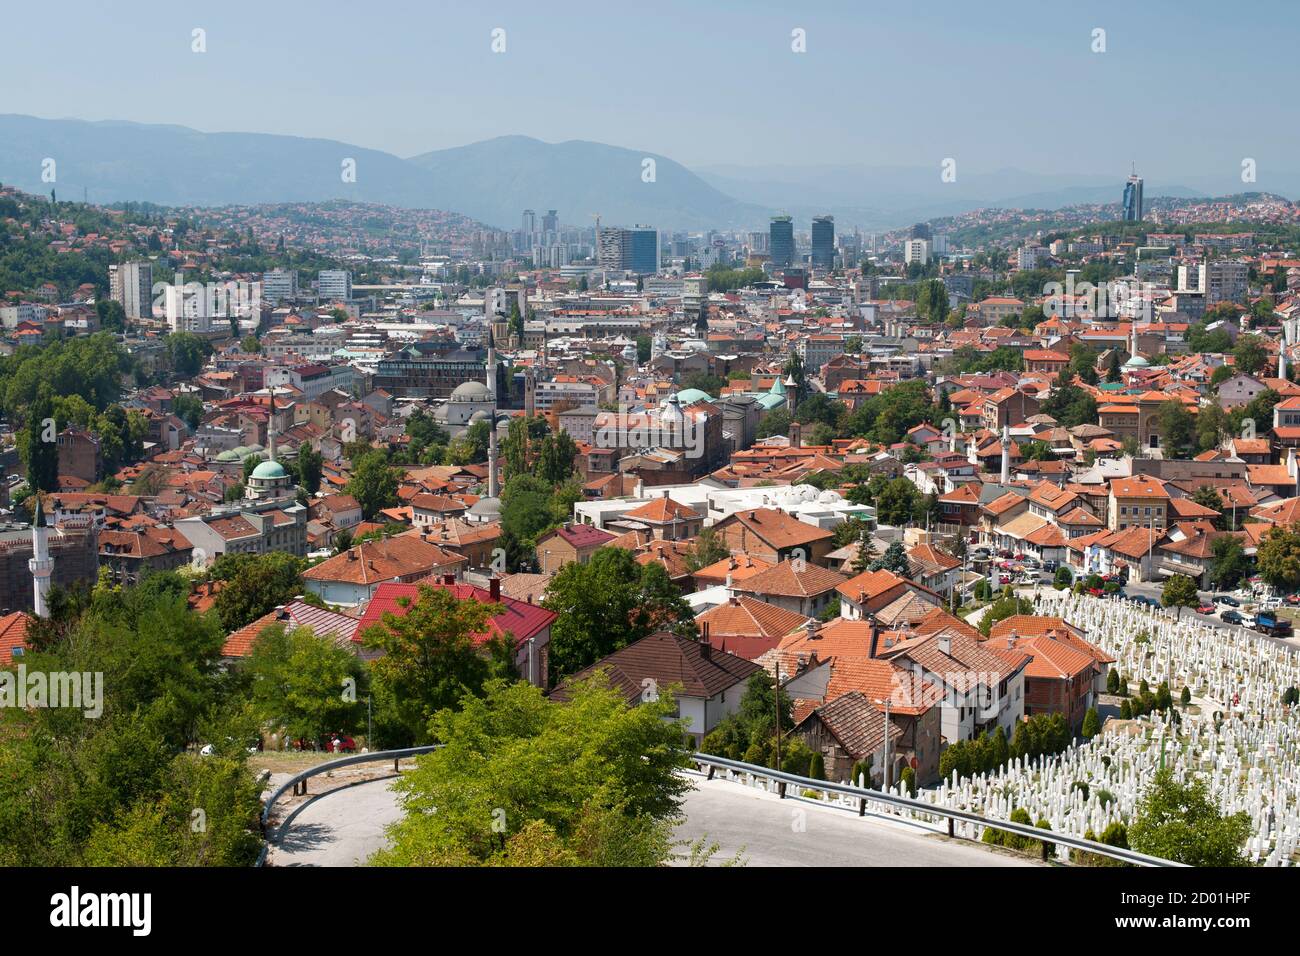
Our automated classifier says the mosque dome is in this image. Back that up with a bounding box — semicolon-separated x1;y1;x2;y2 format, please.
451;381;492;402
251;459;289;481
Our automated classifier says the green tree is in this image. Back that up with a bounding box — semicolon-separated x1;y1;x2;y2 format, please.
360;584;513;746
537;430;578;485
544;547;696;680
1257;522;1300;592
294;444;324;495
245;624;366;741
21;393;58;493
869;540;911;575
1128;768;1251;866
1209;535;1250;590
370;677;692;867
1161;574;1200;616
346;450;402;519
684;527;730;573
1154;401;1196;457
1232;334;1268;376
210;551;305;631
166;330;212;377
1081;707;1101;739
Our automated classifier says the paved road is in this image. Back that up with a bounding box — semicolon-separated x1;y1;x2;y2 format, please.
268;775;404;867
266;770;1031;867
673;776;1034;867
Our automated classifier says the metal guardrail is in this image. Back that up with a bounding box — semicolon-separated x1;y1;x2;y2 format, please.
690;752;1185;867
255;745;439;867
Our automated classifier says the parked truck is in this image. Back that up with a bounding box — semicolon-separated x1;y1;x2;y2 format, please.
1254;609;1294;637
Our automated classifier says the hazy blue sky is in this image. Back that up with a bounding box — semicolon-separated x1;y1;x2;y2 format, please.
2;0;1295;176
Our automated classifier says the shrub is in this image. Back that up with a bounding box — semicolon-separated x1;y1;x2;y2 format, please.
807;751;825;781
1072;781;1090;801
1107;668;1120;694
1180;686;1191;706
1081;707;1101;739
900;766;916;797
1119;699;1132;720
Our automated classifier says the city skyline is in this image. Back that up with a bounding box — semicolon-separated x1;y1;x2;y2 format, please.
2;0;1298;181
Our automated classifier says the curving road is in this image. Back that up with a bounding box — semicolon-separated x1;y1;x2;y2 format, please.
267;775;405;867
266;771;1032;867
673;775;1033;867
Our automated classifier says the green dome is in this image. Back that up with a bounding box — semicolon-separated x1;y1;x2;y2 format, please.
675;387;711;405
251;459;289;481
216;450;240;462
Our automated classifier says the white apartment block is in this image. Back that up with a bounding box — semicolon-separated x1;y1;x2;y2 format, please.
263;270;299;303
317;270;352;300
110;261;153;320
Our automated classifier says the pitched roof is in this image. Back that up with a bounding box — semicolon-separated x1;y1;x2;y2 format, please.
722;507;834;549
222;600;359;658
799;691;901;759
0;612;31;663
732;559;847;598
695;596;810;660
302;532;466;585
357;580;556;648
550;631;761;702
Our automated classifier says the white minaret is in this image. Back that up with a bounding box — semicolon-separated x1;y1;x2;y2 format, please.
1000;425;1010;484
267;386;277;464
29;497;53;618
486;326;499;499
1281;321;1292;379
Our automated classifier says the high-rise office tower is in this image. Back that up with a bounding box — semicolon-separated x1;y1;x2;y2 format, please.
811;216;835;270
597;226;659;275
910;223;933;242
769;215;795;269
542;209;558;238
522;209;537;237
1123;172;1144;221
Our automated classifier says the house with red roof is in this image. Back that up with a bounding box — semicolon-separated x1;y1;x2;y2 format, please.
535;523;617;574
357;577;556;687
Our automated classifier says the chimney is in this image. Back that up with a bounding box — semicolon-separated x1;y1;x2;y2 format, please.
700;622;711;657
938;634;951;656
489;576;500;602
804;618;820;640
725;572;734;589
868;615;880;658
443;573;454;585
1005;634;1015;650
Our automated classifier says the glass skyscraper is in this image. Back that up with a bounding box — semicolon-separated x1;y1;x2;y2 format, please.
769;215;795;269
811;216;835;270
1122;174;1143;221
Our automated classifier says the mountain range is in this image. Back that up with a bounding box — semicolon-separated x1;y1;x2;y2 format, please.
1;114;1295;233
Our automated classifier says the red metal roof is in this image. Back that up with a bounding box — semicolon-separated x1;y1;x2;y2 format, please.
356;581;556;648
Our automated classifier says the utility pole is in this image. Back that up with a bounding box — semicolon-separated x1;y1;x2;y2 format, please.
774;659;782;773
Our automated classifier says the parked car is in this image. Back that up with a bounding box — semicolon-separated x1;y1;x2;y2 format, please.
1285;593;1300;606
1042;560;1059;572
1196;604;1215;615
1221;609;1244;625
1215;595;1241;608
1088;586;1105;597
324;734;356;753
